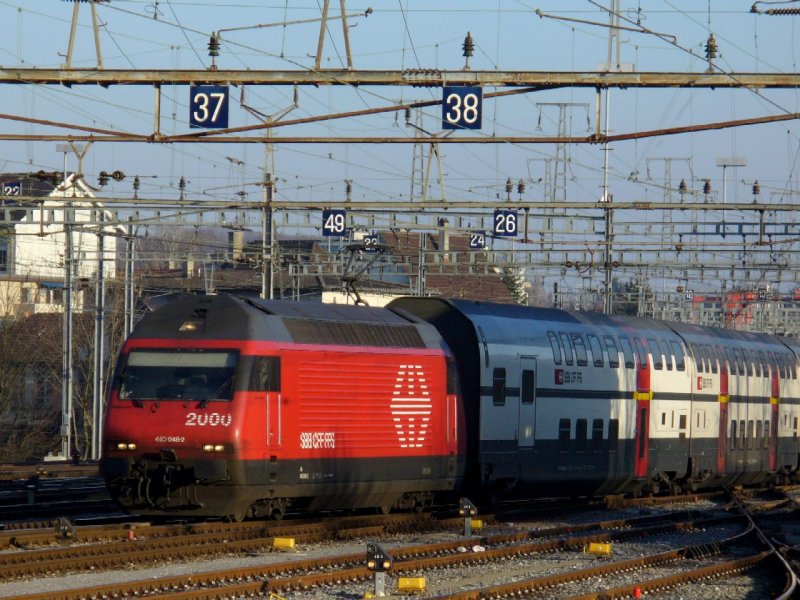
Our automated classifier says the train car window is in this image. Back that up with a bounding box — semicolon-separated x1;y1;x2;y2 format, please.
608;419;619;444
634;338;648;368
750;351;762;378
587;334;604;367
757;350;768;376
521;369;535;404
795;417;798;437
767;351;780;378
789;354;797;379
604;335;620;368
777;353;788;379
603;335;619;369
647;339;663;370
572;334;589;367
492;368;506;406
713;345;725;373
559;332;575;366
755;421;763;449
592;419;604;449
249;356;281;392
730;420;737;450
678;414;687;439
670;341;686;371
548;331;563;365
741;348;753;377
764;420;770;445
558;419;571;445
691;344;705;373
619;337;635;369
725;347;737;376
658;339;673;371
747;420;755;449
739;419;746;449
575;419;587;450
705;344;718;374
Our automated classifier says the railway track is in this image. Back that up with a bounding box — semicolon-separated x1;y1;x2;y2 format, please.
0;501;771;599
0;489;794;599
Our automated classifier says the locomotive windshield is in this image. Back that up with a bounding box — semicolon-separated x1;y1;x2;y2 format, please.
118;349;238;403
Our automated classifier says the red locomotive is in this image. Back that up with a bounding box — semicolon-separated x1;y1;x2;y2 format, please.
101;294;464;520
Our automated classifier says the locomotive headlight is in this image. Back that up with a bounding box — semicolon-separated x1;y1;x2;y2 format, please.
116;442;137;451
202;444;225;452
178;320;204;332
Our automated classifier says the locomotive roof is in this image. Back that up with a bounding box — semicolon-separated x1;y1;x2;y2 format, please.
129;293;446;350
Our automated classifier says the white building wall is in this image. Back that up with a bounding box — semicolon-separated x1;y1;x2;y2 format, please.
12;175;116;280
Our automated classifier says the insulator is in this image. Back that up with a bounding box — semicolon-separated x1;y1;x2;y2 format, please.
517;179;525;195
178;176;186;191
703;179;711;195
98;171;109;186
752;180;760;196
705;33;718;60
505;177;513;195
765;8;800;14
208;33;221;58
678;178;687;193
345;180;352;195
462;31;475;58
111;170;125;181
133;176;140;191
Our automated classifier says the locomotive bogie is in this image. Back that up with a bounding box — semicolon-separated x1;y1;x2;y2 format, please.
100;295;464;520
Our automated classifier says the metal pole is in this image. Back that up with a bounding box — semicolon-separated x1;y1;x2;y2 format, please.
61;193;73;459
264;173;274;299
92;209;105;460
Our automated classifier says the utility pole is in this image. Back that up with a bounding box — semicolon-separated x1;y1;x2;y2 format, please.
92;209;105;460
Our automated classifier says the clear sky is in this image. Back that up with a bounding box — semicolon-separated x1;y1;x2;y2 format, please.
2;1;800;294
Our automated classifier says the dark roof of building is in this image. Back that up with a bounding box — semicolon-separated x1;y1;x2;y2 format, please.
0;172;63;224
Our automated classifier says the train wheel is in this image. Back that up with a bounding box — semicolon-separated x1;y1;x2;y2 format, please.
377;505;391;515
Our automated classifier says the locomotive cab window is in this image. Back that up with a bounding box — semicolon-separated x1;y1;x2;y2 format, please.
119;349;238;402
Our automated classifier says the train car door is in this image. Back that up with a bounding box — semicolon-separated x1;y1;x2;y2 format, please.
518;356;537;448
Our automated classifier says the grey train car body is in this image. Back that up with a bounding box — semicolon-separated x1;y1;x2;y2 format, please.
389;298;800;498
